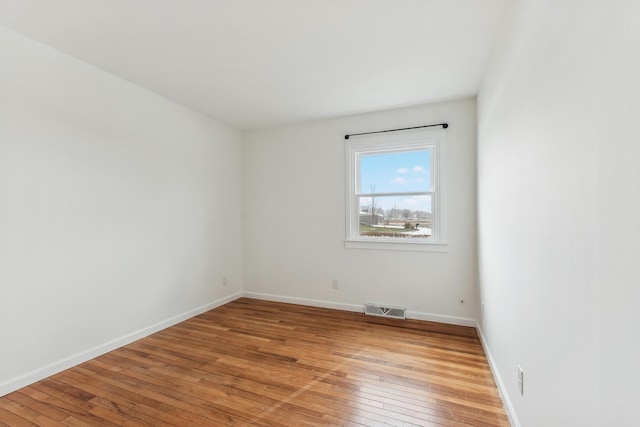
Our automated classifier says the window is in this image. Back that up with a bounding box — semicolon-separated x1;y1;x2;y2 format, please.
345;129;447;252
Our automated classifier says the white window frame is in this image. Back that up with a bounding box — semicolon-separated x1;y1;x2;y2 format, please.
345;128;448;252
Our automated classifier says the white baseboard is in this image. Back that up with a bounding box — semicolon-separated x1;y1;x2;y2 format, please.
0;291;242;397
476;324;520;427
242;291;364;313
406;310;477;327
242;291;477;327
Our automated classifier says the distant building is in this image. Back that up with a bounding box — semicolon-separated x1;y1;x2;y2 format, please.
359;211;384;226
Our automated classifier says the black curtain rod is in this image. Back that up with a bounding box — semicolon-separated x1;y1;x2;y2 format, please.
344;122;448;140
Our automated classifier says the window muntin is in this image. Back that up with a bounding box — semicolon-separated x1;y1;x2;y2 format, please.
346;131;445;248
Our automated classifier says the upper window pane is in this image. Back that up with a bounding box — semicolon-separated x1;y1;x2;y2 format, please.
359;150;431;194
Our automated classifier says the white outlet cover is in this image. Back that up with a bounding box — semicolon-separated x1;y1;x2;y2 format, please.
517;365;524;395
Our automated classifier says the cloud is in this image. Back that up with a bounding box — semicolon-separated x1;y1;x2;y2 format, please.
391;177;409;184
412;165;427;174
392;176;426;186
396;168;409;174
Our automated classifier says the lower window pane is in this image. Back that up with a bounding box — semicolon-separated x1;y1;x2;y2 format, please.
358;195;432;239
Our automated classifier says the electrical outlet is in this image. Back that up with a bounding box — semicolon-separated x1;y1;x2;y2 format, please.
222;276;228;286
517;365;524;395
332;279;339;289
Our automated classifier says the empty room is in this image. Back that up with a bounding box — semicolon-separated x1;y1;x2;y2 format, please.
0;1;638;426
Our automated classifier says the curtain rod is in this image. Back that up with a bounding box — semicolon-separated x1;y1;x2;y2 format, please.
344;122;448;140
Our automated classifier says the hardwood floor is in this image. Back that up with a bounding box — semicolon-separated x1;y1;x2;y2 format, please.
0;298;509;426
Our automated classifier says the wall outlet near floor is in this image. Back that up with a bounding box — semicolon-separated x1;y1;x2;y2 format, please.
517;365;524;395
332;279;339;289
222;276;228;286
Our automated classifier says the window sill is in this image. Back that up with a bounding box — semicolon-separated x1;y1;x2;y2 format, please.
344;240;449;253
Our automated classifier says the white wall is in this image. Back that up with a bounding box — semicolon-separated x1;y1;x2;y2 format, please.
595;1;640;424
242;99;478;323
0;26;242;395
478;1;640;426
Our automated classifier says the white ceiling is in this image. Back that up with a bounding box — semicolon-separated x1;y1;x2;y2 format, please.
0;0;505;130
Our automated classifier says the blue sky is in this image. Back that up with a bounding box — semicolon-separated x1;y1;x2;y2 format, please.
360;150;431;193
359;150;432;213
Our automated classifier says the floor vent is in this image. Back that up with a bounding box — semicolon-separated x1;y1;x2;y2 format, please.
365;303;406;320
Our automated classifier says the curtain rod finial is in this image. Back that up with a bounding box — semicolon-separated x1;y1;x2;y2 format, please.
443;123;448;129
344;135;350;140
